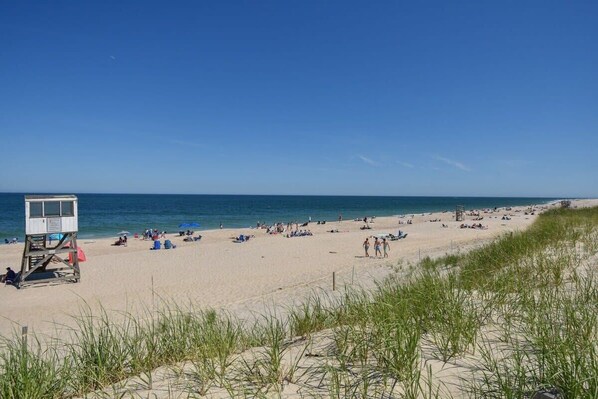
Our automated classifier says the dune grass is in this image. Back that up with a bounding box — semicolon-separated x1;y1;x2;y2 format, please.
0;206;596;398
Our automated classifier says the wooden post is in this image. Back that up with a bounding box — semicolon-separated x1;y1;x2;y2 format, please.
351;266;355;285
21;326;28;352
332;272;336;291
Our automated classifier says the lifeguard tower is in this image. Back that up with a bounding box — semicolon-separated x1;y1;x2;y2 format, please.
19;195;81;288
455;205;465;222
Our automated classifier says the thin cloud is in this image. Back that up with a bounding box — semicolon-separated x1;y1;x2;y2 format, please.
397;161;414;168
434;156;471;172
357;154;381;167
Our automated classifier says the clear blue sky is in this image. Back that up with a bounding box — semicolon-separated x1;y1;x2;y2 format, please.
1;1;596;197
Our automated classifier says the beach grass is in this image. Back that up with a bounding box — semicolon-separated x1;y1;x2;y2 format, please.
0;206;596;398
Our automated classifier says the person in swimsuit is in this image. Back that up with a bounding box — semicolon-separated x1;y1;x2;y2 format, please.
363;238;370;257
374;238;382;257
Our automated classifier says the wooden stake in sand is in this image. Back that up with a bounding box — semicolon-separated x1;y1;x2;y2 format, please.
332;272;336;291
21;325;28;352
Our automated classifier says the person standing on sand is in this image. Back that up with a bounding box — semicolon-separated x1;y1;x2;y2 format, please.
383;238;390;258
374;238;382;257
363;238;370;257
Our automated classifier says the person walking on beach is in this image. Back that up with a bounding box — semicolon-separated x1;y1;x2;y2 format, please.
363;238;370;257
383;238;390;258
374;238;382;257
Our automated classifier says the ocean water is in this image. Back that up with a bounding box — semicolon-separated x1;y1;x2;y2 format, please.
0;193;557;240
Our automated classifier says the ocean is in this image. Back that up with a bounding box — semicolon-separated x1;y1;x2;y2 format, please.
0;193;557;240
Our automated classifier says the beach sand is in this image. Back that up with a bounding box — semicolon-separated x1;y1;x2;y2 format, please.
0;199;594;338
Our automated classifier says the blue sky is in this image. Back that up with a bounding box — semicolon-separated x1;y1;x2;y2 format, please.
0;1;596;197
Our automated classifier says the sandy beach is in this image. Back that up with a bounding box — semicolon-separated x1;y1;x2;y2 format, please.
0;199;594;338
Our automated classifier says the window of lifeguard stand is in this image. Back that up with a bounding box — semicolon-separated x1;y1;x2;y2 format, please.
30;202;43;218
45;202;61;216
29;200;75;218
61;201;74;216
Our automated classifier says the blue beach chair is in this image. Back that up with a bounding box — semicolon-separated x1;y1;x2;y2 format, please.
151;240;161;250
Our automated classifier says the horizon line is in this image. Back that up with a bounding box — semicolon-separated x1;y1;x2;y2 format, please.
0;191;575;199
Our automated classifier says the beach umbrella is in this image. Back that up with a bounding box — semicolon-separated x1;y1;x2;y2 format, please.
116;231;131;236
178;222;200;229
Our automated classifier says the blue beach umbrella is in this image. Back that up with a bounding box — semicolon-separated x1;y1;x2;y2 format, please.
178;222;200;229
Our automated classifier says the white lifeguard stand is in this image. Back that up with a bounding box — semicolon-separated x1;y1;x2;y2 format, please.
19;195;81;288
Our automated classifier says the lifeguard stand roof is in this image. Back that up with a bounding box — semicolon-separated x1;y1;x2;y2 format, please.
25;195;78;200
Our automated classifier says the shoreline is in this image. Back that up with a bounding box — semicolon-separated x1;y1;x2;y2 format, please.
1;199;595;338
0;195;566;241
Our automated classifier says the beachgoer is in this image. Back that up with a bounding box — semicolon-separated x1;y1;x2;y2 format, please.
363;238;370;257
375;238;382;257
3;267;16;285
338;213;342;222
220;223;223;229
383;238;390;258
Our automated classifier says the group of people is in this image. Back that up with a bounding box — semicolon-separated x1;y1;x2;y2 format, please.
362;237;390;258
233;234;253;242
287;229;313;238
265;223;288;234
3;238;18;244
460;223;488;230
144;229;166;240
112;235;128;246
263;221;313;235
